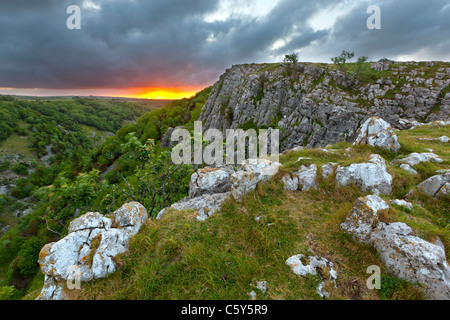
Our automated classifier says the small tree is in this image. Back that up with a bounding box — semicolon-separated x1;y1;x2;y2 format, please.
117;133;191;217
284;53;299;65
352;55;369;82
331;50;354;72
283;53;300;83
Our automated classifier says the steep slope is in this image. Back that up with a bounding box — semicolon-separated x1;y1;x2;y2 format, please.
199;61;449;151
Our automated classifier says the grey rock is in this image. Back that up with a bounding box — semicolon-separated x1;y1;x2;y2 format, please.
156;192;231;221
295;164;318;191
417;174;450;198
392;152;443;167
400;164;418;175
390;199;413;210
189;167;233;198
371;222;450;300
353;117;401;152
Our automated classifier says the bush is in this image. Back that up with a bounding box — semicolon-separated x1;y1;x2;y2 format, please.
0;286;20;300
11;163;29;176
10;179;34;199
0;160;10;172
0;194;11;213
15;237;44;278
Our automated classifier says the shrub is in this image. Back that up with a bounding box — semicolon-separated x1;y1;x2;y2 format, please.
11;163;29;176
0;286;20;300
15;237;45;278
0;160;10;172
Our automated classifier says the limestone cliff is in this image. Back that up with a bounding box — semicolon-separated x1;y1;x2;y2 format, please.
199;60;449;151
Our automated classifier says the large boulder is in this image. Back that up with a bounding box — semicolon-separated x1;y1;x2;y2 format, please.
335;154;393;195
296;164;318;191
156;192;231;221
188;167;233;198
340;194;389;243
282;164;318;191
37;202;147;300
230;159;281;202
341;196;450;300
371;222;450;300
353;117;401;152
417;174;450;198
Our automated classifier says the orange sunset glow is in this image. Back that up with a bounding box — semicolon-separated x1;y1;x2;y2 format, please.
130;87;201;100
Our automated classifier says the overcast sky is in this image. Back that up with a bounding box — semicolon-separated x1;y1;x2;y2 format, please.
0;0;449;97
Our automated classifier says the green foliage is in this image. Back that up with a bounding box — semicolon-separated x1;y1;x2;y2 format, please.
11;163;29;175
284;53;299;65
118;135;192;217
10;179;34;199
331;50;355;72
0;194;11;213
0;285;20;300
0;160;9;172
0;95;15;102
15;237;46;277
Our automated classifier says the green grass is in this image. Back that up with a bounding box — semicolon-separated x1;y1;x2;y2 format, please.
0;133;34;158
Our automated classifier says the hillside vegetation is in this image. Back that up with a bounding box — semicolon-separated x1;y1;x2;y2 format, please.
0;90;212;299
47;122;449;300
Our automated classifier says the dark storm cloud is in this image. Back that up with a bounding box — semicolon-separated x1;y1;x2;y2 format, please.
0;0;448;91
314;0;450;61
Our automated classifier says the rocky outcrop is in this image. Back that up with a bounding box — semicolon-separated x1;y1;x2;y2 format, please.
335;154;393;195
353;117;401;152
198;62;449;152
372;222;450;300
340;194;390;244
37;202;148;300
341;195;450;300
157;158;281;219
230;159;281;202
189;167;233;198
282;164;318;191
157;192;231;221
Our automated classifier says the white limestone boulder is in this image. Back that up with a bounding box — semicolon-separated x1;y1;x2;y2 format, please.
353;117;401;152
341;196;450;300
231;159;281;202
282;174;299;191
392;152;443;167
156;192;231;221
340;194;390;244
335;154;393;195
296;164;318;191
37;202;148;300
188;167;233;198
281;164;318;191
371;222;450;300
399;164;418;175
